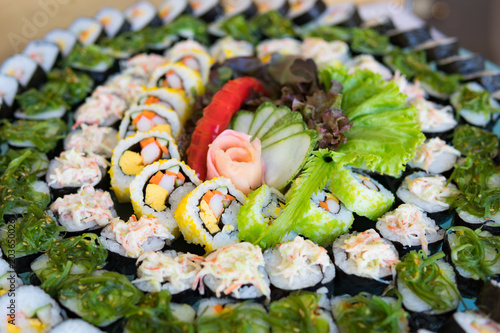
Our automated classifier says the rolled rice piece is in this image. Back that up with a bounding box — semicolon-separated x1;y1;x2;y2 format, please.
165;40;214;83
441;311;500;333
408;137;461;174
110;130;180;202
347;54;393;80
0;285;65;332
73;88;128;128
49;319;104;333
0;258;23;296
256;38;302;64
100;215;174;258
174;177;246;252
301;38;350;68
130;159;201;236
64;124;117;158
210;37;254;63
194;242;271;301
50;184;117;232
329;167;394;221
118;104;181;140
147;62;204;102
121;53;168;78
103;73;147;104
135;87;191;124
412;98;457;134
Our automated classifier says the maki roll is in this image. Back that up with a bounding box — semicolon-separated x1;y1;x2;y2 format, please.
14;88;67;121
413;98;458;137
0;54;46;90
387;26;432;48
41;67;94;107
159;0;191;24
437;54;485;76
110;130;180;202
50;319;104;333
46;149;109;197
121;53;168;78
68;17;104;46
361;16;396;34
314;2;361;27
463;71;500;93
0;258;23;295
165;40;214;83
347;55;393;80
194;242;271;301
209;37;254;63
174;177;246;252
396;251;460;332
148;62;205;102
300;38;350;68
408;137;461;174
451;82;500;127
133;250;204;302
0;74;19;118
103;73;147;104
452;124;499;159
0;285;65;332
255;0;289;15
64;124;117;158
136;87;190;125
44;29;78;58
73;87;128;128
477;279;500;323
22;40;61;74
440;311;500;333
124;1;163;31
332;229;400;295
412;37;459;62
256;38;302;64
444;226;500;297
264;236;335;299
376;203;445;256
129;159;201;237
100;215;174;259
118;104;182;140
50;184;117;232
287;0;327;25
221;0;258;18
189;0;224;22
95;7;130;38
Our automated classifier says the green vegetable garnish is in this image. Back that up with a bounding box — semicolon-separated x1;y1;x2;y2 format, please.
99;31;148;58
16;88;66;116
0;118;67;152
250;10;296;39
396;251;460;312
350;28;393;56
452;124;499;159
34;233;108;295
163;15;209;45
448;226;500;281
65;44;114;70
383;49;427;78
41;68;94;106
0;148;48;178
59;271;143;326
415;69;461;98
452;84;500;117
333;293;408;333
220;15;260;45
142;25;178;47
196;302;270;333
301;25;352;42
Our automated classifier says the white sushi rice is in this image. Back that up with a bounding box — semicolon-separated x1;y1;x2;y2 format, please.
95;7;127;38
22;40;60;73
0;259;22;292
453;311;500;333
100;228;168;258
49;319;104;333
159;0;189;23
0;54;39;87
69;18;103;46
210;37;254;63
451;82;500;127
125;1;158;31
45;29;77;57
0;75;18;107
64;125;117;158
457;208;500;224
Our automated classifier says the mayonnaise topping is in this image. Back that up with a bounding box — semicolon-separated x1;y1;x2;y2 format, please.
405;175;457;207
48;149;108;187
74;91;127;128
65;124;116;156
411;138;461;172
413;98;457;132
393;71;426;101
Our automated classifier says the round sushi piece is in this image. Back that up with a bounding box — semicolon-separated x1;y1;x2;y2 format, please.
301;38;350;68
413;98;458;136
159;0;191;24
50;184;117;232
287;0;327;25
175;177;246;252
46;149;109;196
451;82;500;127
256;38;302;64
22;40;61;73
454;208;500;235
195;242;271;301
165;40;214;83
315;2;361;28
133;250;204;303
332;229;400;296
376;203;445;256
64;124;117;158
95;7;130;38
136;87;190;125
14;92;67;121
69;17;104;46
100;214;175;259
73;87;128;128
437;54;485;76
440;311;500;333
124;1;162;31
5;181;50;216
44;29;78;58
329;167;395;221
209;37;254;63
102;73;147;104
361;15;396;34
387;26;432;48
408;137;461;174
0;74;19;118
118;104;181;140
148;62;205;102
0;258;23;296
222;0;258;18
264;236;335;299
0;54;46;90
463;70;500;94
110;130;180;203
130;159;201;236
121;53;168;78
66;46;116;85
49;319;104;333
412;37;459;62
189;0;224;22
477;279;500;323
347;55;393;80
255;0;289;15
0;285;65;332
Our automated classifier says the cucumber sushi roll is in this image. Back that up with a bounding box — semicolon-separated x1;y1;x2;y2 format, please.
477;280;500;323
194;242;271;301
387;26;432;48
256;38;302;64
210;37;254;63
332;229;400;295
451;83;500;127
331;293;409;333
396;251;460;332
58;270;143;327
413;98;458;137
301;38;350;68
255;0;289;15
46;149;109;197
440;311;500;333
159;0;191;24
64;124;117;158
412;37;459;62
45;29;78;58
50;185;117;232
110;130;179;202
361;16;396;34
14;88;67;121
133;250;204;302
95;7;130;38
73;87;128;128
189;0;224;22
165;40;214;83
0;285;65;332
463;71;500;93
0;74;19;118
0;258;23;295
222;0;258;18
408;138;461;174
148;62;205;102
125;1;162;32
118;104;181;140
130;159;201;236
136;87;190;125
174;177;246;252
329;167;394;221
102;73;147;104
287;0;327;25
49;319;104;333
100;215;174;259
1;54;46;90
437;54;485;76
22;40;61;74
69;17;104;46
121;53;168;78
376;203;445;256
264;236;335;299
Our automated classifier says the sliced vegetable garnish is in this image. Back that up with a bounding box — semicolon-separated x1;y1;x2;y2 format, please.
41;68;94;106
453;124;499;159
16;88;66;115
0;118;67;152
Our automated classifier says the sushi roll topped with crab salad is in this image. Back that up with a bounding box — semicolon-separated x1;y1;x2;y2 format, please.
408;137;461;174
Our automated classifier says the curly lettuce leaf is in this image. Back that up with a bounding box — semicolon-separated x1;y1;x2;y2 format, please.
350;28;393;56
453;124;499;159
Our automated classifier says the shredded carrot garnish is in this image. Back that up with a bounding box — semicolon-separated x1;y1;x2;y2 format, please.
149;171;164;185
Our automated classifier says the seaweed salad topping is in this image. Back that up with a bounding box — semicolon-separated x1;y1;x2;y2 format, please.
453;124;499;159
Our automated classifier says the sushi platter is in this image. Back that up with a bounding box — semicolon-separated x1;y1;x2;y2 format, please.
0;0;500;332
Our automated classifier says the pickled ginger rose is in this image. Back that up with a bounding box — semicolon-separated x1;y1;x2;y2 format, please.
207;130;265;194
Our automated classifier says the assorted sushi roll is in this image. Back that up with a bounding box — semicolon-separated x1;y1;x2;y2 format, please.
64;124;117;158
69;17;104;46
125;1;163;31
158;0;191;24
451;82;500;127
437;53;485;76
0;54;46;90
287;0;327;25
412;37;459;62
440;311;500;333
135;87;190;124
0;74;19;118
44;29;78;58
95;7;130;38
387;26;432;48
148;62;205;101
408;137;461;174
22;40;61;74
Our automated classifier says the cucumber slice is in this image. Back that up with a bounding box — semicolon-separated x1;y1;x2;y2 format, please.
231;111;254;134
262;130;317;190
166;165;180;174
33;304;52;322
254;107;290;139
261;112;304;140
248;103;276;137
261;122;307;148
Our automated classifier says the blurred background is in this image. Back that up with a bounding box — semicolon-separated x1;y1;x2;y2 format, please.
1;0;499;64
